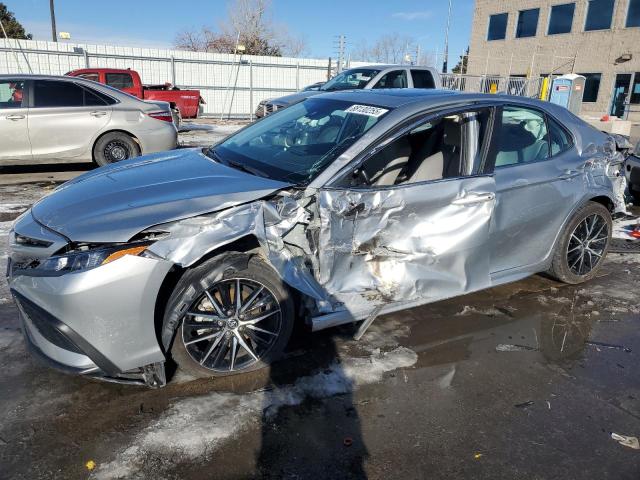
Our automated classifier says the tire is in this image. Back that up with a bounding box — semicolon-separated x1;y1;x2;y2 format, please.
548;201;612;284
93;132;140;167
166;255;294;379
630;186;640;205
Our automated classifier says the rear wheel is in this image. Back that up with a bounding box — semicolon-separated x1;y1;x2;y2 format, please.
93;132;140;166
630;186;640;205
548;201;612;284
166;255;294;378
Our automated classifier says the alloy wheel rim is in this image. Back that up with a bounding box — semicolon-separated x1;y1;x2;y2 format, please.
566;213;608;276
181;278;282;372
104;141;130;162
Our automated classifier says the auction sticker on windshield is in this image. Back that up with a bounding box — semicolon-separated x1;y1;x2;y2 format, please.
345;105;389;117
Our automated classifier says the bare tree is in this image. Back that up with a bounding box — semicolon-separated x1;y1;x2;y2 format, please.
174;29;207;51
352;33;414;64
174;0;307;57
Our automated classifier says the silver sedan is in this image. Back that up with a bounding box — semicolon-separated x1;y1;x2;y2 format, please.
7;90;623;387
0;74;177;166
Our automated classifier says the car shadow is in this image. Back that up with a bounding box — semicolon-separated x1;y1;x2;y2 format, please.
254;322;369;479
0;162;94;174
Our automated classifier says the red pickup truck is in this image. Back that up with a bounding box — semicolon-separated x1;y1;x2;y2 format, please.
66;68;204;120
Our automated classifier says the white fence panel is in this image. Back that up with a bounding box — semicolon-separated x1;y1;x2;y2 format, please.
0;39;332;118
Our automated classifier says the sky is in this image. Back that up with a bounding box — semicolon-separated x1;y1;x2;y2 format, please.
5;0;475;62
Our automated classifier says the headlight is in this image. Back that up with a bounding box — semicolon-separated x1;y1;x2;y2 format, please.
38;243;150;275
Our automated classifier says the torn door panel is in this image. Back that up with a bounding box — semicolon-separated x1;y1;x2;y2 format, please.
317;176;495;309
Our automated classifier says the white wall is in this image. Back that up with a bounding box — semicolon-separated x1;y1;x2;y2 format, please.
0;39;333;117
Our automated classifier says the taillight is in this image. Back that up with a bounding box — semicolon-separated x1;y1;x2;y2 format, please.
148;111;173;123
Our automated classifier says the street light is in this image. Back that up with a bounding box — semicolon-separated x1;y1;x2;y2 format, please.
443;0;452;73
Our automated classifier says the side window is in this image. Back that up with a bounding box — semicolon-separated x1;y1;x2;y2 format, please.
373;70;408;89
411;70;435;89
105;73;134;89
0;80;25;109
548;116;573;155
33;80;109;108
77;73;99;82
341;108;492;188
83;87;111;106
33;80;85;107
492;106;549;167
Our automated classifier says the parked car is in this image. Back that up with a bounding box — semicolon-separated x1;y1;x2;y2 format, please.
255;64;441;118
67;68;204;124
0;74;177;166
8;90;621;388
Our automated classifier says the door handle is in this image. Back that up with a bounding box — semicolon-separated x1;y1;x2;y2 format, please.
452;192;495;206
90;111;107;117
5;114;25;120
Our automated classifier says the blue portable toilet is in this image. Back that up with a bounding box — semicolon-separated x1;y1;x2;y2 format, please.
549;74;586;114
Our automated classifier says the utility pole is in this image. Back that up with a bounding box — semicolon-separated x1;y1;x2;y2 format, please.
334;35;346;74
50;0;57;42
443;0;452;73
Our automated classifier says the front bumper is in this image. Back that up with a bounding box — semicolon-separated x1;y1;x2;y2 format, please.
8;233;174;386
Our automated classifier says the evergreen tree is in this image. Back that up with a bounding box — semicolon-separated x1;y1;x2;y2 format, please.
0;3;32;40
452;47;469;74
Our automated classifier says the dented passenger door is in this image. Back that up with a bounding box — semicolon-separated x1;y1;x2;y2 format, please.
316;107;498;312
317;178;496;310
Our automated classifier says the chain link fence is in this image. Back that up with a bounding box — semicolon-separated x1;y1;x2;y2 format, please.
441;73;547;98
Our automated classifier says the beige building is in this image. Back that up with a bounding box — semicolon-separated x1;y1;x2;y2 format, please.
467;0;640;117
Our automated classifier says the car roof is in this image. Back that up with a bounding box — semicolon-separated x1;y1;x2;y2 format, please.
312;88;568;113
0;73;92;82
312;89;461;108
347;64;437;72
69;68;133;74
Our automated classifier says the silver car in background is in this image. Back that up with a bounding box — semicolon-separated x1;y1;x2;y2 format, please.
7;90;622;388
255;65;442;117
0;74;177;166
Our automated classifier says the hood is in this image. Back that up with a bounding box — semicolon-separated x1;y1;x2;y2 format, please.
31;149;292;243
272;90;319;107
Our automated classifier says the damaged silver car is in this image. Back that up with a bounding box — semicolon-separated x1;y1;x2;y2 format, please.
7;90;623;387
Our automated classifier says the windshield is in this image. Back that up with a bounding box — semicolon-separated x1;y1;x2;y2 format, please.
320;68;381;92
212;98;391;184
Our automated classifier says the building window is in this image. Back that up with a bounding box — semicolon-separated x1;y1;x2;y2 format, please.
579;73;602;102
548;3;575;34
585;0;615;31
627;0;640;27
487;13;508;40
516;8;540;37
630;74;640;104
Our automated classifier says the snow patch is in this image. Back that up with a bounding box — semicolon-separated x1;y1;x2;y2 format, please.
456;305;508;317
94;346;417;479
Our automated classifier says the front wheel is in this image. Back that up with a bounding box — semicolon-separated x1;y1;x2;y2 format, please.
166;255;294;378
548;201;612;284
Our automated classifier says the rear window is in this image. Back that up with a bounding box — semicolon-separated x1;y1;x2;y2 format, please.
77;73;99;82
33;80;110;108
106;73;134;89
411;70;436;88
